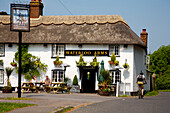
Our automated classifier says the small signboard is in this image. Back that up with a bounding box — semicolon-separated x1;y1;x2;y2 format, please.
10;4;30;32
65;50;109;56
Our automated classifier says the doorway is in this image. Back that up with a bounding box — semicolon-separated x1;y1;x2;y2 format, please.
79;66;98;93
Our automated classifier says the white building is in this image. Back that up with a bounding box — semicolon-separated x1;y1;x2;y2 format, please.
0;0;150;94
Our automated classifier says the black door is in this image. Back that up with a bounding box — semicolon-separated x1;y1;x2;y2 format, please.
81;69;96;93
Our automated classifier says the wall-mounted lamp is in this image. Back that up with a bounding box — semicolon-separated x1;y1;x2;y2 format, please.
78;44;82;48
8;44;12;47
124;44;128;48
43;44;47;47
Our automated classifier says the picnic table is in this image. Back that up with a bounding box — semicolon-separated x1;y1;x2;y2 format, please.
21;82;45;93
51;82;72;94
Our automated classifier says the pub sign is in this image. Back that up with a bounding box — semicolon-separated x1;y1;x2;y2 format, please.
10;4;30;32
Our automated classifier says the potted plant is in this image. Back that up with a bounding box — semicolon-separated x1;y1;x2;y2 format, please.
76;54;87;66
0;59;3;66
2;67;14;93
10;62;17;67
70;75;80;93
108;53;116;65
123;63;129;70
54;54;63;66
98;69;112;96
90;54;99;67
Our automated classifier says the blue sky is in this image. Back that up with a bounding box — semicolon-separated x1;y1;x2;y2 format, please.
0;0;170;53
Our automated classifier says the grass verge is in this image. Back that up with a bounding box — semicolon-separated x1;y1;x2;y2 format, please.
0;102;35;113
3;97;32;100
118;95;131;97
158;89;170;92
144;90;159;96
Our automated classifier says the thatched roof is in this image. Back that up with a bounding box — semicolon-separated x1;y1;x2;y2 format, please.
0;15;145;47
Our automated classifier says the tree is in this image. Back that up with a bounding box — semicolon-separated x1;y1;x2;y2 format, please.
0;11;8;15
149;45;170;74
149;45;170;89
13;45;48;80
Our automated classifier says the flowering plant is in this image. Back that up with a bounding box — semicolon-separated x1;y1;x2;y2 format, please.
10;62;17;67
108;53;116;65
123;63;129;70
54;54;63;65
0;59;3;65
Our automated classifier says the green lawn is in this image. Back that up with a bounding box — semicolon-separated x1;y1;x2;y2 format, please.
159;89;170;92
0;103;35;113
144;90;159;96
4;97;32;100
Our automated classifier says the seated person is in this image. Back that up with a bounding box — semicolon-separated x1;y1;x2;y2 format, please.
44;76;51;87
44;76;51;92
27;76;38;92
30;76;38;85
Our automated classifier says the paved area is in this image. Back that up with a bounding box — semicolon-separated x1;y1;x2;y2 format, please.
0;92;119;113
70;92;170;113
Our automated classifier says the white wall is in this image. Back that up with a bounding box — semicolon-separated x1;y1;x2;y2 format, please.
0;44;147;93
134;45;150;91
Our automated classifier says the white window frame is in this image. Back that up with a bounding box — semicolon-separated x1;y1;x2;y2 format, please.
110;70;121;84
0;44;5;57
52;44;65;57
0;69;4;84
109;45;120;56
52;70;65;82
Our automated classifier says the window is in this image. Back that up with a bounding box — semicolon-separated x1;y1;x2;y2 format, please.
110;70;121;84
52;70;65;82
109;45;120;56
0;69;4;84
0;44;5;56
52;44;65;57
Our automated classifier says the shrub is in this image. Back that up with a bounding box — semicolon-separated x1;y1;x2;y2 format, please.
72;75;78;85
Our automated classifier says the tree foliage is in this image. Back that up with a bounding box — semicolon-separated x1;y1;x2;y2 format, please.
14;45;48;80
149;45;170;74
0;11;8;15
150;45;170;89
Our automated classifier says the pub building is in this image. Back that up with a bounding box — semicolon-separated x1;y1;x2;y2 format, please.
0;0;150;94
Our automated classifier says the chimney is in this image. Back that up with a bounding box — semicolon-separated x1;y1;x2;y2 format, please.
140;29;148;47
29;0;44;18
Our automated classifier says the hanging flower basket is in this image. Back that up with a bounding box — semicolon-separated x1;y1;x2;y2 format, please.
54;54;63;66
108;61;114;65
10;62;17;67
123;63;129;70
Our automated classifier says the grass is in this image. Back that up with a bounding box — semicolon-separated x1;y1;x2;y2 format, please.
144;90;159;96
3;97;32;100
0;103;35;113
60;107;74;113
158;89;170;92
118;95;131;97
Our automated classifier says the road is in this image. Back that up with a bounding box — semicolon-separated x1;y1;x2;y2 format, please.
70;92;170;113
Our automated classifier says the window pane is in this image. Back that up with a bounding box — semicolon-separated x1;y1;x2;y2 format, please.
0;70;4;83
109;45;120;56
0;44;4;56
52;44;64;57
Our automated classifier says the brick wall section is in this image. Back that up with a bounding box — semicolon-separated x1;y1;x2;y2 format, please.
140;29;148;47
29;1;44;18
